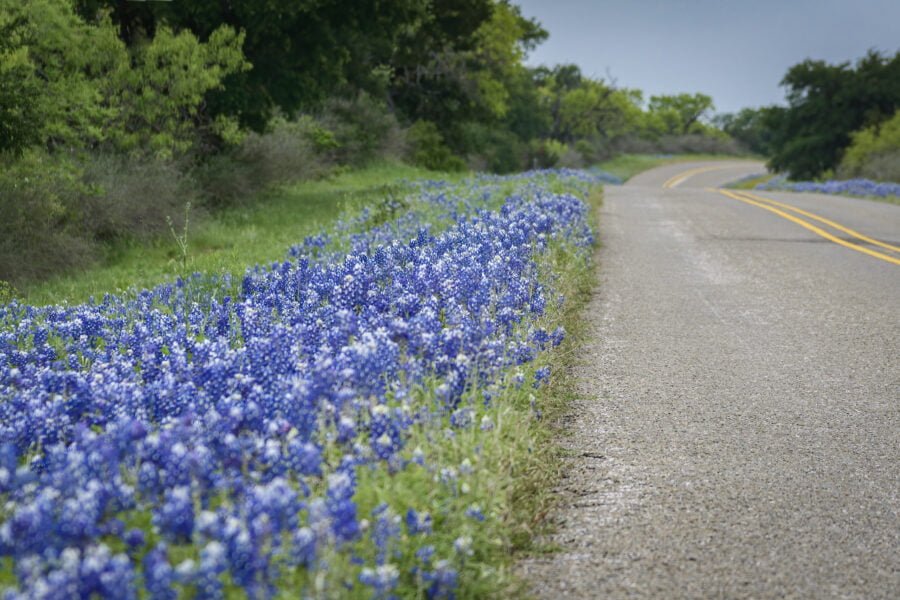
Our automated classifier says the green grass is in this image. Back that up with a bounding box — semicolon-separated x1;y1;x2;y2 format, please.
596;153;755;182
21;162;452;306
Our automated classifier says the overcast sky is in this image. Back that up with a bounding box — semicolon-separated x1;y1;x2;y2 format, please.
515;0;900;114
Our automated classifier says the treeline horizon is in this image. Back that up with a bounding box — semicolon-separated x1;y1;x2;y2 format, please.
718;50;900;182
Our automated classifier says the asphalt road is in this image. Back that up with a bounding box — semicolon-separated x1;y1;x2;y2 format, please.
519;161;900;598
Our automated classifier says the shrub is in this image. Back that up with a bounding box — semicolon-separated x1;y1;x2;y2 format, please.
457;122;524;173
839;111;900;182
611;133;743;156
406;120;466;172
528;139;568;169
196;116;332;207
80;154;199;242
319;93;406;166
0;152;97;284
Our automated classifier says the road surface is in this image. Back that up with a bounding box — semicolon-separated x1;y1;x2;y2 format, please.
519;161;900;598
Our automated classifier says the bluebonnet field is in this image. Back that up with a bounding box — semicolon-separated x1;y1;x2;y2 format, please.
756;175;900;199
0;170;601;598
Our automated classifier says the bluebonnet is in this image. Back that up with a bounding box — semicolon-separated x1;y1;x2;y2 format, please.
0;169;599;597
757;175;900;199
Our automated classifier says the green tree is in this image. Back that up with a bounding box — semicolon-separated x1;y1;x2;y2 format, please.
79;0;445;130
109;25;249;158
766;50;900;179
0;0;126;151
647;93;715;136
714;107;777;155
839;110;900;181
0;11;42;155
1;0;248;157
557;81;641;142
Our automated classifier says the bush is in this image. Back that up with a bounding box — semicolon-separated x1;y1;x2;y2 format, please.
457;122;524;173
0;152;97;284
849;150;900;182
528;139;568;169
80;154;199;242
839;111;900;182
612;133;743;156
319;93;406;166
197;116;332;207
406;121;466;172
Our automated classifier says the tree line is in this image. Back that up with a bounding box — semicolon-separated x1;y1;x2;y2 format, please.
1;0;736;286
717;50;900;182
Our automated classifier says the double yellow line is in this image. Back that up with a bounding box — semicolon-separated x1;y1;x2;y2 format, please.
663;164;740;189
716;188;900;266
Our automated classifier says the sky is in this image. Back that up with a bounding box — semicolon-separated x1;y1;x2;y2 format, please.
515;0;900;114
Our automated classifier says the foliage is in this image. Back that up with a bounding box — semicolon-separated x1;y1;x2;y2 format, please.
76;0;434;130
197;116;332;209
79;154;198;242
457;121;525;173
21;164;438;306
0;0;248;158
108;25;249;158
839;111;900;182
0;10;42;155
318;93;406;167
2;0;742;291
406;121;467;173
647;93;715;136
714;106;777;155
765;50;900;179
0;151;97;282
0;171;602;598
0;0;125;151
529;139;568;169
558;82;642;142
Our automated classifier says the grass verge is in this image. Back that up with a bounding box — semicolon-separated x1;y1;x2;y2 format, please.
20;162;451;306
499;188;602;593
333;182;603;598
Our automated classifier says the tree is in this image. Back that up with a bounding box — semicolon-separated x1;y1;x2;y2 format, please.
557;81;640;142
647;93;715;135
1;0;126;152
715;107;777;155
0;0;248;158
766;50;900;179
109;25;249;158
0;11;42;155
78;0;450;130
839;110;900;181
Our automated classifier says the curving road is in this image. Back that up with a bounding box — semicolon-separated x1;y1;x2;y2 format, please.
519;162;900;598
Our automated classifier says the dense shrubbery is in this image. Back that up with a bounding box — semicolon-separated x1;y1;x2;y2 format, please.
0;171;600;598
838;111;900;182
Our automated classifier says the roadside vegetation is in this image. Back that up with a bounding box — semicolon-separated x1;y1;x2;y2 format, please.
11;1;897;596
0;0;744;295
0;171;603;598
716;50;900;187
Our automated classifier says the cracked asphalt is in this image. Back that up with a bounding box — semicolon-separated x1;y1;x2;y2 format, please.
518;161;900;598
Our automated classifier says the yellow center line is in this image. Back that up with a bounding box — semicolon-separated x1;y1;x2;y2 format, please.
731;189;900;254
662;164;742;189
715;188;900;266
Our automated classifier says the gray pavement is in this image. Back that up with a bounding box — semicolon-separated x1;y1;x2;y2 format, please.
519;162;900;598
